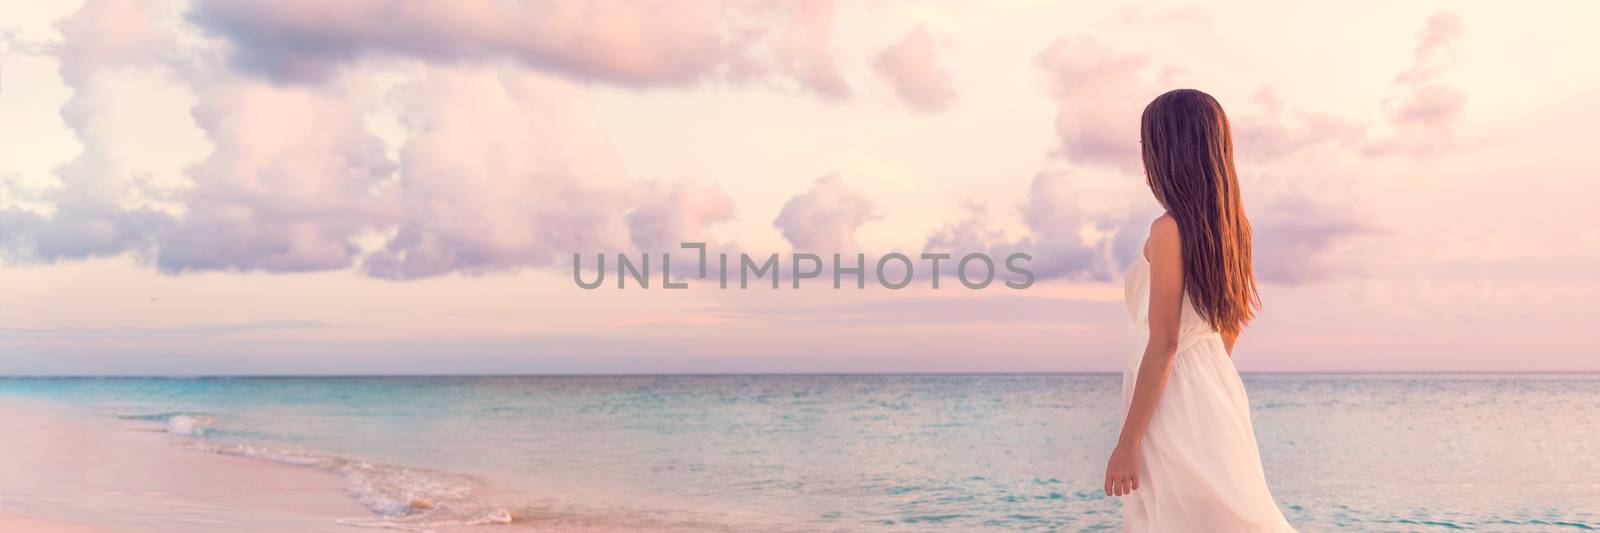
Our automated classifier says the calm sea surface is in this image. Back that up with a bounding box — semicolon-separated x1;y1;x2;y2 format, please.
1;374;1596;531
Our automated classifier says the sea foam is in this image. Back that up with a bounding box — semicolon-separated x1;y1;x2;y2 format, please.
115;411;217;436
176;438;513;531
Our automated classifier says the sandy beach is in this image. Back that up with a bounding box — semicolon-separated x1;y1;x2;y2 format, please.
0;392;719;533
0;513;125;533
0;398;370;533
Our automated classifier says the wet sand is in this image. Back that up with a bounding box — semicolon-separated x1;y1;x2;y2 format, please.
0;398;369;533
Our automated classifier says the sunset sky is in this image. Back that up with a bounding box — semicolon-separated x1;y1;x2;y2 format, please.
2;1;1597;374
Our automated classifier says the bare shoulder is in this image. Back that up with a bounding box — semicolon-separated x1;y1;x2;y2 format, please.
1145;214;1181;260
1149;214;1178;236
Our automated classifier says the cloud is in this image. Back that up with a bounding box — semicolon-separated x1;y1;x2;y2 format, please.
2;0;763;279
776;0;852;100
1248;190;1371;284
1013;170;1134;280
54;0;179;85
922;200;1011;255
0;0;184;263
1237;14;1466;160
924;170;1147;282
363;67;637;279
185;0;851;98
873;24;956;113
774;174;878;252
0;1;1439;288
1231;87;1368;163
1035;37;1186;171
626;177;737;251
156;75;398;274
1378;12;1466;155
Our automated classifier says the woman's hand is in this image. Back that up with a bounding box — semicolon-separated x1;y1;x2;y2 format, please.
1104;443;1141;497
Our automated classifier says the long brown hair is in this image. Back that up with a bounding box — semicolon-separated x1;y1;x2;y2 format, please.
1139;89;1259;336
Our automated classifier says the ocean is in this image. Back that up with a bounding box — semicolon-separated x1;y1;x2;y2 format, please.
1;374;1596;532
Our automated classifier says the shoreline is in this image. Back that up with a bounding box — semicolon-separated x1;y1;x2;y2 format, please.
0;395;638;532
0;396;372;533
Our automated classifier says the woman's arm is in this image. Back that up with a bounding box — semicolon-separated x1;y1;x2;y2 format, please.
1104;215;1186;497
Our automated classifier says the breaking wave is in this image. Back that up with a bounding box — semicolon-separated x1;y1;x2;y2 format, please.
136;416;514;532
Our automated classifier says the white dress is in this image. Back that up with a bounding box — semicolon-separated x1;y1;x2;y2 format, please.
1121;252;1296;532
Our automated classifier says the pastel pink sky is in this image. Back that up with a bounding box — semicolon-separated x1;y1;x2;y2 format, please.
2;1;1597;374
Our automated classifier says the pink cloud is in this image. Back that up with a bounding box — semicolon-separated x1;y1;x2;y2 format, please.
773;175;878;252
1231;87;1368;163
186;0;851;98
873;24;956;113
1247;191;1372;285
1035;37;1176;171
924;171;1142;282
1238;14;1467;159
0;2;1455;289
1013;170;1132;280
157;76;397;274
775;0;852;100
363;68;636;279
0;0;180;263
626;178;738;251
1378;12;1466;155
922;200;1009;255
1;0;765;279
54;0;178;84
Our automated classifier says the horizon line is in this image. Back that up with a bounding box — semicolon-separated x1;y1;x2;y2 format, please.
2;370;1596;379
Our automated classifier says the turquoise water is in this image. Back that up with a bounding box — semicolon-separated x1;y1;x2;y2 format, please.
2;374;1597;531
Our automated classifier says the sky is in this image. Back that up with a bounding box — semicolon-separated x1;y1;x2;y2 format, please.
1;0;1597;374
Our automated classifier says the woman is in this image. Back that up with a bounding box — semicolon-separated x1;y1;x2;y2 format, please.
1103;89;1296;532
